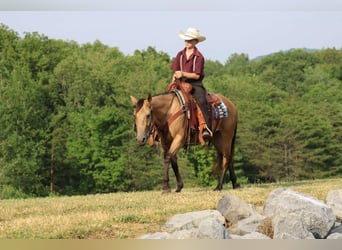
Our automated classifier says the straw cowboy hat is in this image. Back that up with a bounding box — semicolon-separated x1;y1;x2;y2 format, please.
178;27;206;42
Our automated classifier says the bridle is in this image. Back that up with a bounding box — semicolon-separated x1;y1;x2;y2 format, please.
133;101;154;139
133;92;188;143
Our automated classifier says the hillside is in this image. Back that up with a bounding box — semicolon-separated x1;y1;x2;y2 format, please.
0;178;341;239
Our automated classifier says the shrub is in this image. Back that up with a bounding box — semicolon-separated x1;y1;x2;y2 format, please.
0;185;28;199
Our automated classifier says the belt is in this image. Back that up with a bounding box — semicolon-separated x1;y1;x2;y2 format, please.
179;77;202;84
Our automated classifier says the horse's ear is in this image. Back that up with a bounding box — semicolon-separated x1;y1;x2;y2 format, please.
147;94;152;103
130;96;138;105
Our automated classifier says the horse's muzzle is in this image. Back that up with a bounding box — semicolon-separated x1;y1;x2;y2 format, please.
136;135;147;146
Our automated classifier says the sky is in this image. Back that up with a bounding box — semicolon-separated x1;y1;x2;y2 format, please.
1;0;342;63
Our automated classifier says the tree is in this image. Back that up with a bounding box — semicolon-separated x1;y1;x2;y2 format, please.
224;53;251;76
0;61;50;195
252;49;319;95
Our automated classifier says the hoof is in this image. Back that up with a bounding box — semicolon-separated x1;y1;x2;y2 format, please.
233;183;240;189
175;184;183;193
162;188;171;194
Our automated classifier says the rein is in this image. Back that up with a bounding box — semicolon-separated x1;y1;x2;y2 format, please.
166;89;188;127
154;90;190;150
153;90;188;130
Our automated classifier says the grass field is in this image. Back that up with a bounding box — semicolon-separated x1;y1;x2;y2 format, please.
0;178;341;239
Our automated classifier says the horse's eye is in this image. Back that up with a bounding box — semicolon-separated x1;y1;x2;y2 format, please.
146;114;151;120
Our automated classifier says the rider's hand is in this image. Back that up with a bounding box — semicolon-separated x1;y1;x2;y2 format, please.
174;71;183;79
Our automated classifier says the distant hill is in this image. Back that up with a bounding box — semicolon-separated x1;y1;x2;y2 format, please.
252;48;318;61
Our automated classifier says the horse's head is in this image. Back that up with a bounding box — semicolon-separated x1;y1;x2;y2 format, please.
130;94;153;146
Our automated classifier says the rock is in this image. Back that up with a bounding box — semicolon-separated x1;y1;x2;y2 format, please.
230;232;271;239
228;214;265;236
263;188;336;239
330;224;342;233
198;218;231;239
327;189;342;221
168;229;198;239
272;213;315;239
139;232;170;239
217;194;258;225
140;189;342;240
162;210;225;232
140;210;230;239
326;233;342;239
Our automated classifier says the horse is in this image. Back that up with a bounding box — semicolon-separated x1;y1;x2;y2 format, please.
130;87;238;192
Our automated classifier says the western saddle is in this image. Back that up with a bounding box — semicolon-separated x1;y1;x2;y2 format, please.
149;81;227;147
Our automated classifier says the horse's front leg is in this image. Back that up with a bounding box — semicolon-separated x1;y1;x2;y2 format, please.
168;135;185;192
171;155;183;192
163;152;171;193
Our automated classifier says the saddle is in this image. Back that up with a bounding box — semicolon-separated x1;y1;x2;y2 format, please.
166;81;226;145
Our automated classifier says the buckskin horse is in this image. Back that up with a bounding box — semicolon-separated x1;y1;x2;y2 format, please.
130;82;238;192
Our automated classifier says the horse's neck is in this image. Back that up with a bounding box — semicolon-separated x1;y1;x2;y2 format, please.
151;93;177;126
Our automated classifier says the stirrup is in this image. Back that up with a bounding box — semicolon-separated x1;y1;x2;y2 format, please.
202;125;212;141
198;123;212;145
204;125;213;137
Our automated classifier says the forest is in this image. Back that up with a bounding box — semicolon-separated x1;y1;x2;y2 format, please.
0;24;341;198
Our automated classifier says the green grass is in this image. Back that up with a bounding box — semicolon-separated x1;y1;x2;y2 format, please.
0;178;341;239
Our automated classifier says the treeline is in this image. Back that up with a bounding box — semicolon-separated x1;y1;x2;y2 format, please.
0;24;341;198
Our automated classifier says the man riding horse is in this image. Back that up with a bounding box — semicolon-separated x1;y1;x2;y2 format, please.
130;27;239;192
170;27;212;141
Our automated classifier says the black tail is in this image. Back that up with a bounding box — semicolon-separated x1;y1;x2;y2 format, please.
231;122;237;159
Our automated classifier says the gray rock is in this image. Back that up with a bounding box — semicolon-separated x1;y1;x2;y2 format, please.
272;213;315;239
329;224;342;234
263;188;336;239
198;218;231;239
217;194;258;225
140;210;230;239
162;210;225;232
139;232;170;239
327;189;342;220
168;229;198;239
139;188;341;240
228;214;265;236
230;232;271;239
326;233;342;239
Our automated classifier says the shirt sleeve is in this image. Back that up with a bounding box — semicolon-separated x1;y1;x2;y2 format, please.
194;56;204;75
170;51;182;71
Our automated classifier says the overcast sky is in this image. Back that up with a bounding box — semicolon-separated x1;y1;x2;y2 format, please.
1;0;342;62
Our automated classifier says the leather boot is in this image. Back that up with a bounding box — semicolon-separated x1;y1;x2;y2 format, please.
196;104;212;145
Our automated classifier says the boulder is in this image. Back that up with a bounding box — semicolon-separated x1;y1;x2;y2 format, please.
161;209;225;232
217;194;258;226
272;213;315;239
230;232;271;239
326;233;342;239
139;232;170;239
139;189;342;240
140;210;230;239
263;188;336;239
326;189;342;221
197;218;231;239
228;213;265;236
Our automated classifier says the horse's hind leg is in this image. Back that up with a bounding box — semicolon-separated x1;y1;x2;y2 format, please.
227;156;239;189
213;152;224;191
171;156;184;192
214;150;238;190
228;127;239;189
215;152;231;191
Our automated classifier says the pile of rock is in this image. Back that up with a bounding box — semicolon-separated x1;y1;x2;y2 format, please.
139;188;342;239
